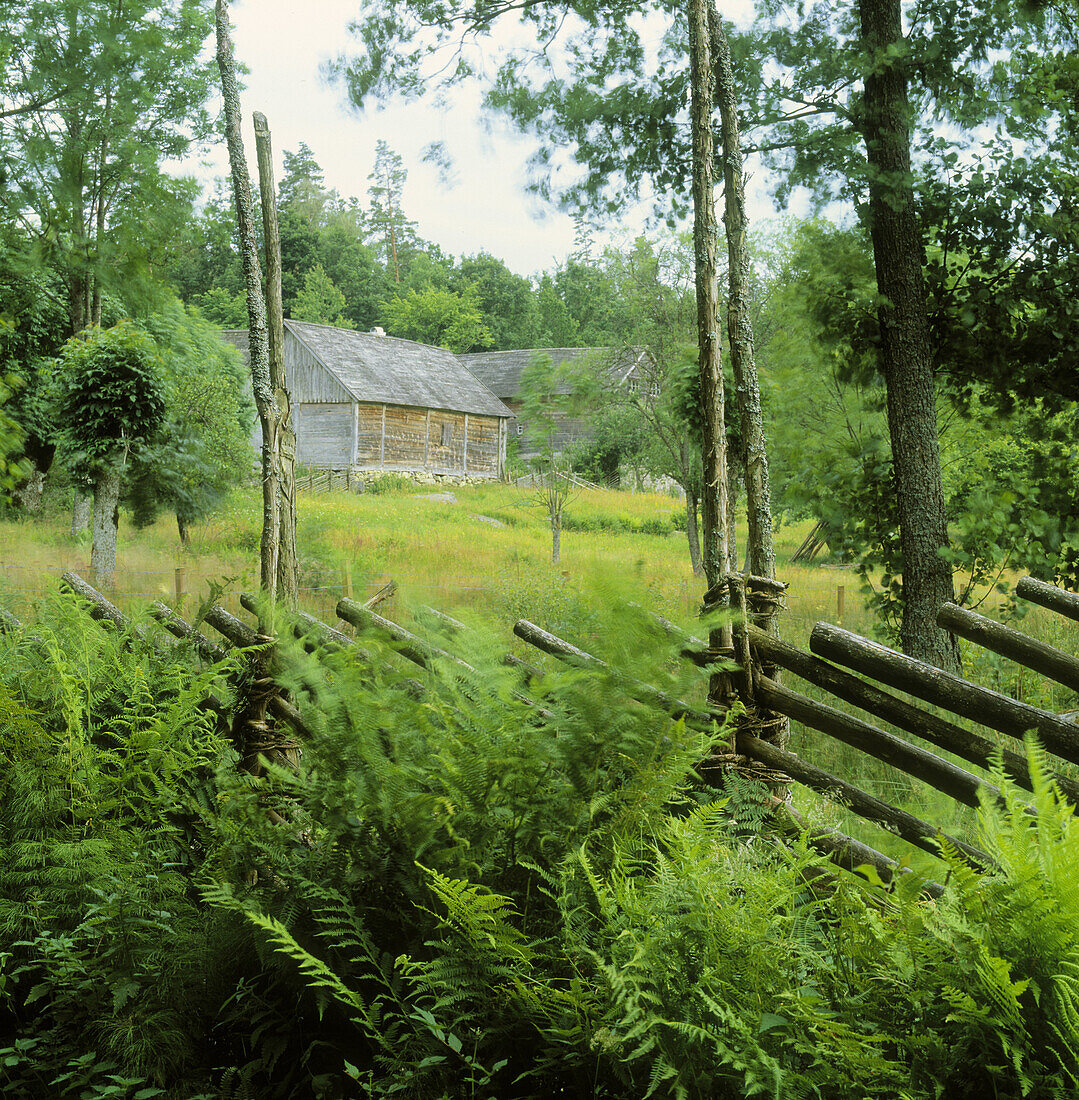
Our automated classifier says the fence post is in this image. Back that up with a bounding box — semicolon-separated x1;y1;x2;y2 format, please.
175;566;186;604
342;561;353;601
837;584;845;624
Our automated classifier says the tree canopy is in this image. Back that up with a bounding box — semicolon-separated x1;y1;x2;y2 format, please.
0;0;216;334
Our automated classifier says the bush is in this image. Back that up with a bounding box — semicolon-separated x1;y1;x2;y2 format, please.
3;595;1079;1098
363;472;415;495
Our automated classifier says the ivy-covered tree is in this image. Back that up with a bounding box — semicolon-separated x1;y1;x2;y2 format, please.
53;322;166;588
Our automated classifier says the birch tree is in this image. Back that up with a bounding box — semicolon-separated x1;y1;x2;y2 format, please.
214;0;298;609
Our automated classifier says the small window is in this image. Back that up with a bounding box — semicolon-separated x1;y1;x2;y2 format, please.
515;422;523;436
441;422;453;447
649;381;660;398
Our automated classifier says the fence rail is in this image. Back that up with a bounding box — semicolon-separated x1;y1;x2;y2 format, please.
14;564;1079;897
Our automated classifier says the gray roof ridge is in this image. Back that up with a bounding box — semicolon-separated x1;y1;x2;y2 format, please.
459;345;610;356
285;317;460;356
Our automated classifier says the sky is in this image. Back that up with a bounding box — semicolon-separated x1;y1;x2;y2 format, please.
185;0;790;278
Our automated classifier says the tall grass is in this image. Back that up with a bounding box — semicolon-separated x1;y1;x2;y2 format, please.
6;479;1077;879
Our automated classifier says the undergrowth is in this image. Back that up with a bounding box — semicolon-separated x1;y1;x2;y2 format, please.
1;593;1078;1097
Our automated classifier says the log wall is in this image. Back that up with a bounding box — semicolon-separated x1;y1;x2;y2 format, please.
307;401;503;476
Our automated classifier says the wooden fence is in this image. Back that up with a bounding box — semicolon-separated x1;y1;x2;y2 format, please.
22;571;1079;898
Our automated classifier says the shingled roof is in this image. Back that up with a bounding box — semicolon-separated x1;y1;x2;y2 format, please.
456;347;647;402
222;321;511;418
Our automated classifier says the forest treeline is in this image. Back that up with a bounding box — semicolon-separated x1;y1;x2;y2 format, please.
3;2;1079;1097
3;0;1079;627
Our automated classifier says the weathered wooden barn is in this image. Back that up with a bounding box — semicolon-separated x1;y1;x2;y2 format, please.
222;320;512;477
457;346;654;457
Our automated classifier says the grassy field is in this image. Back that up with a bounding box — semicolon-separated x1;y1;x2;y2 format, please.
0;478;870;641
3;476;1077;878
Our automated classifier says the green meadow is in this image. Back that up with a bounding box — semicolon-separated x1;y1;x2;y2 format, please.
2;476;1076;882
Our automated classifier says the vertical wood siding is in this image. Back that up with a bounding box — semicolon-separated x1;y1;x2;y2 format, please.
285;337;352;402
296;404;354;466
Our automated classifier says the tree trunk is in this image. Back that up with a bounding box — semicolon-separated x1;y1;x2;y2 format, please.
689;0;734;718
712;12;777;587
90;464;121;590
551;512;561;564
711;7;790;749
14;462;45;515
254;111;299;609
859;0;960;673
71;486;92;535
685;487;703;576
177;513;189;546
216;1;285;621
688;0;730;591
726;459;740;575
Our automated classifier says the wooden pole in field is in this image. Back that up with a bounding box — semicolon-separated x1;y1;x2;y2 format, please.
253;110;298;611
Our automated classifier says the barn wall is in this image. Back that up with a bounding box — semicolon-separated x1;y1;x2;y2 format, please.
512;407;589;457
296;403;354;466
356;404;383;466
465;414;502;475
426;410;465;471
382;406;429;468
285;334;352;403
303;400;504;477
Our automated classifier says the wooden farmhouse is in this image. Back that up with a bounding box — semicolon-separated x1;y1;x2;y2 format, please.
457;346;654;457
222;320;512;478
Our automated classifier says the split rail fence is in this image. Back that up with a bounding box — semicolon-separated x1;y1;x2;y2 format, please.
14;571;1079;899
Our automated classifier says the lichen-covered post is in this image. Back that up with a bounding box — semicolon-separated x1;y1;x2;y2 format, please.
688;0;735;729
253;110;299;609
